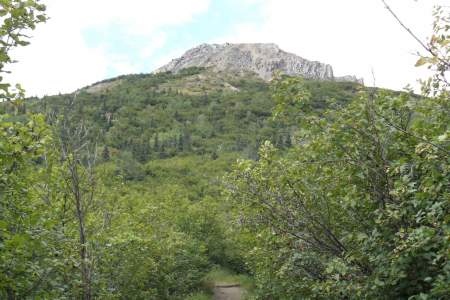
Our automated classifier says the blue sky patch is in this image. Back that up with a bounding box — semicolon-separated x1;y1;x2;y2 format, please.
82;0;264;78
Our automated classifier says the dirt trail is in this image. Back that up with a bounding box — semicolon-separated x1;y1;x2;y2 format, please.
213;284;242;300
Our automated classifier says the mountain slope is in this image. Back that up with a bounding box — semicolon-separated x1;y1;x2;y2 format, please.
19;68;362;173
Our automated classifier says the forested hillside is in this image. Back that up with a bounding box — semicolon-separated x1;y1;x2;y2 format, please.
20;68;360;164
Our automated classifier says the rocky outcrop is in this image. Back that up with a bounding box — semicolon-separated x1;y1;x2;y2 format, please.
154;43;361;83
335;75;364;84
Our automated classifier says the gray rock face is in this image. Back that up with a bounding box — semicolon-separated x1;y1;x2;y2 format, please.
154;43;361;83
335;75;364;84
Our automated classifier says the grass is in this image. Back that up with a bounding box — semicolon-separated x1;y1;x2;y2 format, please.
201;266;255;298
203;267;251;286
186;291;213;300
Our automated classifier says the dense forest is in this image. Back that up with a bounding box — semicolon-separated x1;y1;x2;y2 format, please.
1;1;449;299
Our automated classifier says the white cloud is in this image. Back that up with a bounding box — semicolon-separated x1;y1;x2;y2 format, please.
8;20;110;96
7;0;210;96
216;0;447;91
59;0;210;35
139;32;168;59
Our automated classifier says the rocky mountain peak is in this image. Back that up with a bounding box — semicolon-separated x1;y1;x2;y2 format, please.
154;43;362;83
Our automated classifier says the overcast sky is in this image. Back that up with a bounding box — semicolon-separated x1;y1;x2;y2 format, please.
6;0;448;96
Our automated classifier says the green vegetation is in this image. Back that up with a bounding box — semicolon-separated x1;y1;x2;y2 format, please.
1;1;448;299
226;9;449;299
0;65;362;298
186;292;212;300
228;79;449;299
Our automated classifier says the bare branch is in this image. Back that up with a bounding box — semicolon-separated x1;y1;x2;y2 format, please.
381;0;450;70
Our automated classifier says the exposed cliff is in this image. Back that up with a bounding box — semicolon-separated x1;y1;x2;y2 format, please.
154;43;362;83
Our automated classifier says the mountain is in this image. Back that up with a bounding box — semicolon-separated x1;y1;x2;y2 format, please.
154;43;362;83
13;67;362;176
5;42;366;169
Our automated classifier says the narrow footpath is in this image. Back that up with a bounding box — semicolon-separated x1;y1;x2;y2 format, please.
213;283;243;300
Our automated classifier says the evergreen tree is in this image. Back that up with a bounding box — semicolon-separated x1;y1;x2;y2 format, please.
102;145;110;161
285;131;292;148
153;133;160;151
210;150;219;160
177;134;184;152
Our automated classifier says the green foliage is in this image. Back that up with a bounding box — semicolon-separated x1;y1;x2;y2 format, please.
416;6;449;96
4;52;446;300
4;2;446;298
228;77;449;299
0;114;73;298
21;69;358;168
0;65;368;298
226;9;449;299
95;231;209;299
186;292;212;300
0;0;46;101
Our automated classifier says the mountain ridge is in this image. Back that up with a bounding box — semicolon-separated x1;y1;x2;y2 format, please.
154;43;362;83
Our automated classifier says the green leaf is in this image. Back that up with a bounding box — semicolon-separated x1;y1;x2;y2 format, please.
415;57;428;67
